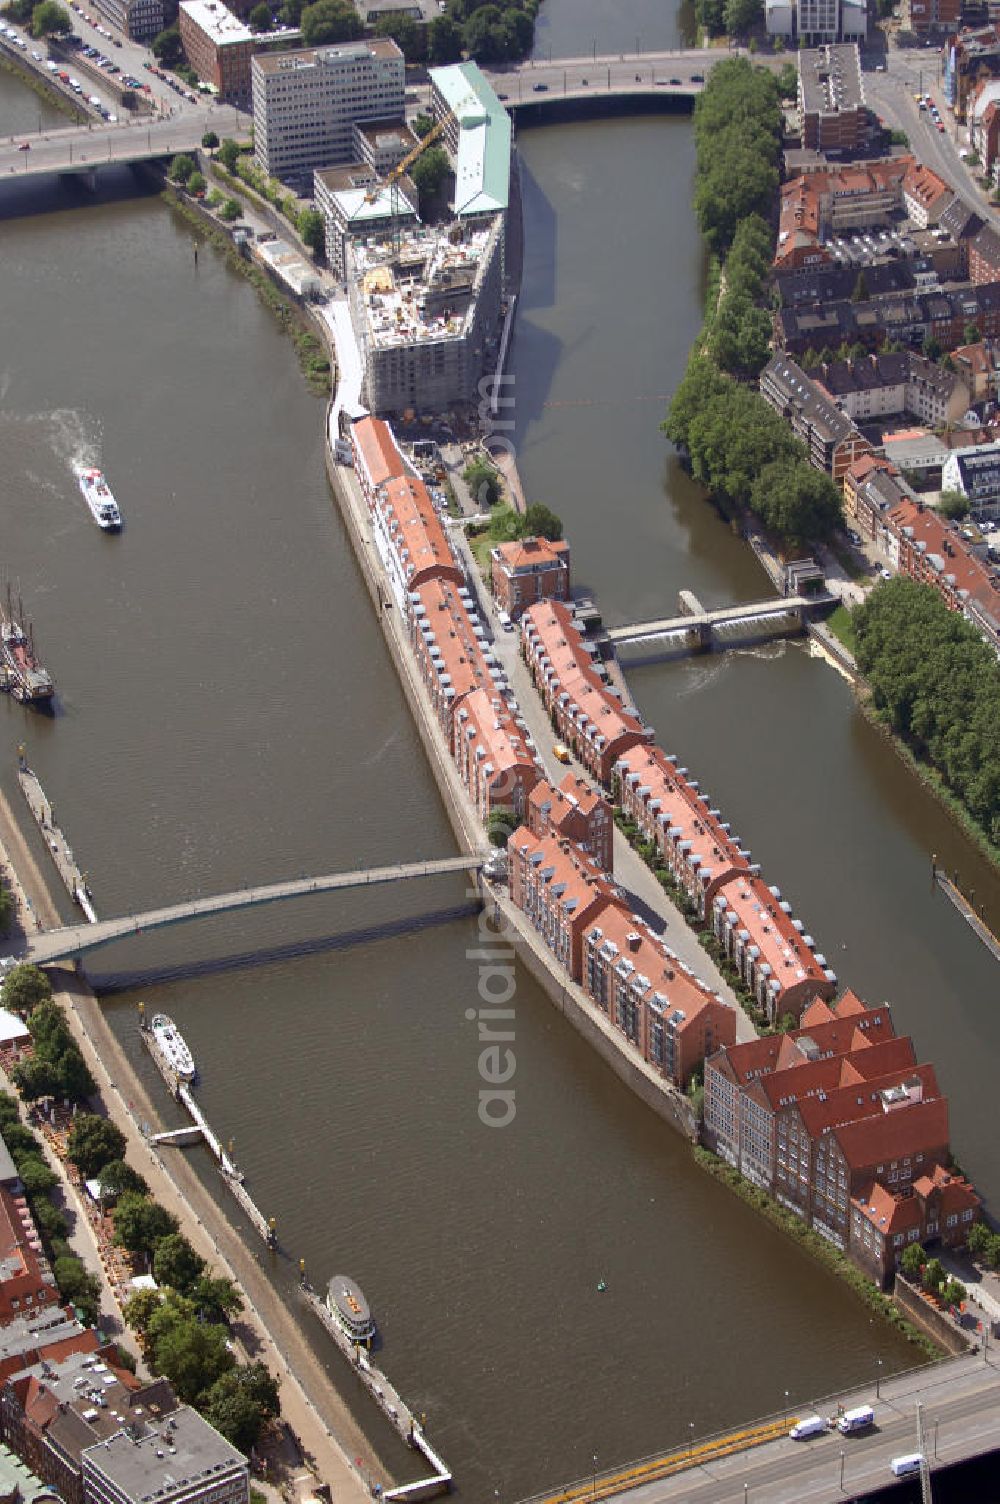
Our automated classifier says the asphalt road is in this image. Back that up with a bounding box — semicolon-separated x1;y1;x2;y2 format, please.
593;1353;1000;1504
0;104;246;176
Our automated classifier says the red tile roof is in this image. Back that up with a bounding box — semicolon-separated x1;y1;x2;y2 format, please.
832;1094;950;1170
352;416;404;492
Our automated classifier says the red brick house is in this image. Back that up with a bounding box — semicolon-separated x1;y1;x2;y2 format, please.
491;536;571;620
527;774;614;875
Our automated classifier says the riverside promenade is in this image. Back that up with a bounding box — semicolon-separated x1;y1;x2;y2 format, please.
0;793;386;1503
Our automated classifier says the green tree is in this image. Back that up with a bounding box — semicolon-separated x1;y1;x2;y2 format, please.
850;270;869;304
113;1193;179;1258
57;1046;95;1105
11;1055;61;1103
201;131;219;151
723;0;761;36
486;809;516;847
53;1255;101;1323
187;172;206;196
1;964;52;1019
31;0;71;35
967;1222;993;1260
202;1362;280;1452
66;1115;128;1179
17;1155;59;1196
463;457;500;508
154;1315;234;1402
123;1286;162;1337
963;321;982;345
153;1233;205;1295
97;1159;149;1200
170;154;196;185
218;138;240;172
279;0;303;23
409;144;450;212
0;884;14;936
220;197;242;221
427;12;463;62
941;1278;967;1307
151;23;183;66
921;1256;947;1294
248;0;272;27
299;0;362;46
375;11;426;61
523;502;564;541
298;206;324;256
938;488;969;520
192;1274;244;1324
922;335;942;361
899;1241;925;1279
31;1195;67;1241
412;112;435;140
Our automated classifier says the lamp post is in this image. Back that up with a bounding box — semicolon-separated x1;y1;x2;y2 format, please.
688;1422;695;1453
592;1454;597;1499
934;1420;939;1458
783;1391;789;1427
839;1450;845;1492
875;1356;882;1398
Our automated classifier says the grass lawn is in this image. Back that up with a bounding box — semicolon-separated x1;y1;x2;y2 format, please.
827;603;858;658
468;528;493;576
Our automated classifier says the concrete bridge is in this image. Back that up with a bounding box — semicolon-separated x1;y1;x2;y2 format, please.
606;594;830;661
0;105;244;183
25;852;488;965
525;1347;1000;1504
483;49;728;111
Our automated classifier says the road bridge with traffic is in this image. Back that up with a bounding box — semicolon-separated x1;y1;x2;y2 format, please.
524;1348;1000;1504
24;852;489;966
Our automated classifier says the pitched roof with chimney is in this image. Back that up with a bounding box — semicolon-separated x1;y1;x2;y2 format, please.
508;826;618;921
832;1094;949;1170
581;902;726;1031
615;744;750;883
712;872;835;1001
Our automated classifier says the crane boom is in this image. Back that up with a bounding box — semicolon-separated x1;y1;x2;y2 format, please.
365;111;454;202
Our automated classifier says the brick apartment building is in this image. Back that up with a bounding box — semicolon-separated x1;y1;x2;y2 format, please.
709;874;836;1024
408;578;498;749
178;1;258;105
373;473;463;607
453;687;540;824
614;745;752;919
527;774;614;875
507;828;618;978
490;536;571;620
760;356;872;480
703;991;980;1280
580;905;736;1088
520;601;653;784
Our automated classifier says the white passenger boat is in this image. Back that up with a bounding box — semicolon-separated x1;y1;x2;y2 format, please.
75;467;122;531
150;1013;196;1082
326;1274;375;1343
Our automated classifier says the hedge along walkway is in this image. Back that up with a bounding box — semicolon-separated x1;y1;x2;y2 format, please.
692;1145;943;1360
162;186;334;397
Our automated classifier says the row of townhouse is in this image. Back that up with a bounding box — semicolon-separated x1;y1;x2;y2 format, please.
775;280;1000;357
351;416;544;825
520;600;655;784
703;992;980;1283
507;827;736;1088
521;601;837;1026
842;456;1000;648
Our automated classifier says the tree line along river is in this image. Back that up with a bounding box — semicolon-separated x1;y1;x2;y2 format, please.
0;14;998;1501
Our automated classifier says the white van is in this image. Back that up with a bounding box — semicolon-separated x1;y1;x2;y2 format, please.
789;1415;827;1440
890;1454;924;1477
837;1405;875;1434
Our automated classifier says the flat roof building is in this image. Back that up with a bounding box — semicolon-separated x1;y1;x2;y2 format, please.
252;38;404;186
82;1408;247;1504
314;163;418;280
349;215;505;415
92;0;163;41
179;1;257;105
798;45;867;149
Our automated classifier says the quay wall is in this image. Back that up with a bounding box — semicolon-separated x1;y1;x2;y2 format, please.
893;1276;976;1358
322;437;702;1142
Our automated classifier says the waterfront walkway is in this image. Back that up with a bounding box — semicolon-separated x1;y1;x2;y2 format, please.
24;853;488;965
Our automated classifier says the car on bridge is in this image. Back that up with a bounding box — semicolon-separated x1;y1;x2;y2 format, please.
532;82;548;91
17;141;30;151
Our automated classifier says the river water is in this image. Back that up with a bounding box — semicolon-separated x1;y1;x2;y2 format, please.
0;18;996;1502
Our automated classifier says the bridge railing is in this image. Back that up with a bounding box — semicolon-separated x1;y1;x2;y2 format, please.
513;1349;976;1504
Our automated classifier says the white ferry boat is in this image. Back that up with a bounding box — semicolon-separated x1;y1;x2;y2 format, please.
75;467;122;531
326;1274;375;1344
150;1013;196;1082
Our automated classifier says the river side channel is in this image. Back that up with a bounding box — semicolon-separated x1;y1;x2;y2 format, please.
3;17;1000;1504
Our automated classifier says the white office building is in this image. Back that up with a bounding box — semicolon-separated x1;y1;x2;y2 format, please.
251;37;404;186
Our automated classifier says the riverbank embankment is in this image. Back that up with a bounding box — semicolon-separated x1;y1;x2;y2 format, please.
0;792;385;1503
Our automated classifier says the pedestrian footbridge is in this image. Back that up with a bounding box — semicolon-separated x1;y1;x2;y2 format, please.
25;853;490;966
607;595;829;662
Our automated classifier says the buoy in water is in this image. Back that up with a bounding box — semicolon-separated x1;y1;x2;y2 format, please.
597;1279;607;1293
